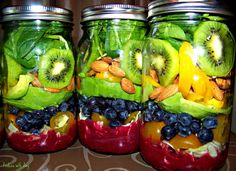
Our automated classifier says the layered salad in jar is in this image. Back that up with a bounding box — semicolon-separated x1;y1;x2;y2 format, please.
2;21;76;153
77;20;146;154
140;14;235;170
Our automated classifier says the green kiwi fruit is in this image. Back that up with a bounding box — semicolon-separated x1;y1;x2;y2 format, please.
6;55;25;87
120;40;143;85
146;38;179;86
194;21;235;76
38;48;74;89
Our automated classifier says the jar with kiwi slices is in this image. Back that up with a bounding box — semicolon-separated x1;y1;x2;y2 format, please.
1;5;76;153
140;0;235;170
76;4;147;154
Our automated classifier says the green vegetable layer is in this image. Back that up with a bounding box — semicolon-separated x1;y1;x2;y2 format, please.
79;77;142;102
5;86;72;111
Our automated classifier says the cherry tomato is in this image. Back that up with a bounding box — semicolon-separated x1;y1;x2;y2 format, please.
50;111;75;134
141;121;165;144
91;112;109;126
169;134;202;150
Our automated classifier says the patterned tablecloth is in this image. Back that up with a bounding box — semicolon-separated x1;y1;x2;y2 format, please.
0;133;236;171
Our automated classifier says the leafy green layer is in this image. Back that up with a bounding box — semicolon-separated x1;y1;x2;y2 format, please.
4;86;72;111
79;77;142;102
158;93;232;119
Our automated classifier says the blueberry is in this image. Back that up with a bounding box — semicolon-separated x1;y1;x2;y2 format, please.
43;113;52;125
190;119;201;133
78;98;85;108
163;112;178;125
147;101;159;111
15;116;27;127
59;102;69;112
104;108;117;120
138;103;144;111
87;97;97;107
197;128;214;144
153;110;165;121
118;110;129;120
32;110;44;119
80;95;88;103
92;105;100;113
109;120;122;127
96;97;106;107
30;129;40;135
143;109;154;122
82;106;91;117
127;101;139;112
8;106;19;115
45;106;58;115
21;124;32;132
112;99;126;112
178;125;192;137
105;99;113;106
202;116;217;129
178;113;192;126
126;101;139;112
24;112;35;123
34;119;44;129
161;125;177;141
68;96;75;105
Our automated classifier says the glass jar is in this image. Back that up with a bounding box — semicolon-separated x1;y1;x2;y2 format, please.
77;4;147;154
1;6;76;153
140;0;235;170
0;45;5;148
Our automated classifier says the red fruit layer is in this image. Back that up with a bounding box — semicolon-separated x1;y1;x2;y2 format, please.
78;119;141;154
7;123;76;153
140;135;227;171
0;128;5;148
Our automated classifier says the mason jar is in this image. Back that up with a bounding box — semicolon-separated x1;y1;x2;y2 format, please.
1;6;76;153
76;4;147;154
140;0;235;170
0;45;5;148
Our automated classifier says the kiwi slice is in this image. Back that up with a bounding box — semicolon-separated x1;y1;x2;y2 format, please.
194;21;235;77
146;38;179;86
38;48;74;89
120;40;143;85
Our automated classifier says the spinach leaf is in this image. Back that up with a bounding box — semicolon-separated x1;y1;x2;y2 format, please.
23;38;66;68
4;27;45;69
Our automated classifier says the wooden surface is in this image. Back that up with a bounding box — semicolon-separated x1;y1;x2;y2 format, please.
0;133;236;171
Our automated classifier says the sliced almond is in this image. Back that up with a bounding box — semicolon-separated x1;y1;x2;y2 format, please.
149;69;159;82
149;86;165;99
32;76;43;88
210;81;224;101
111;61;120;67
44;87;62;93
121;78;135;94
113;57;120;63
108;65;125;78
91;60;109;72
102;56;113;64
87;70;97;76
215;78;231;90
76;76;81;90
67;78;75;91
156;84;178;102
